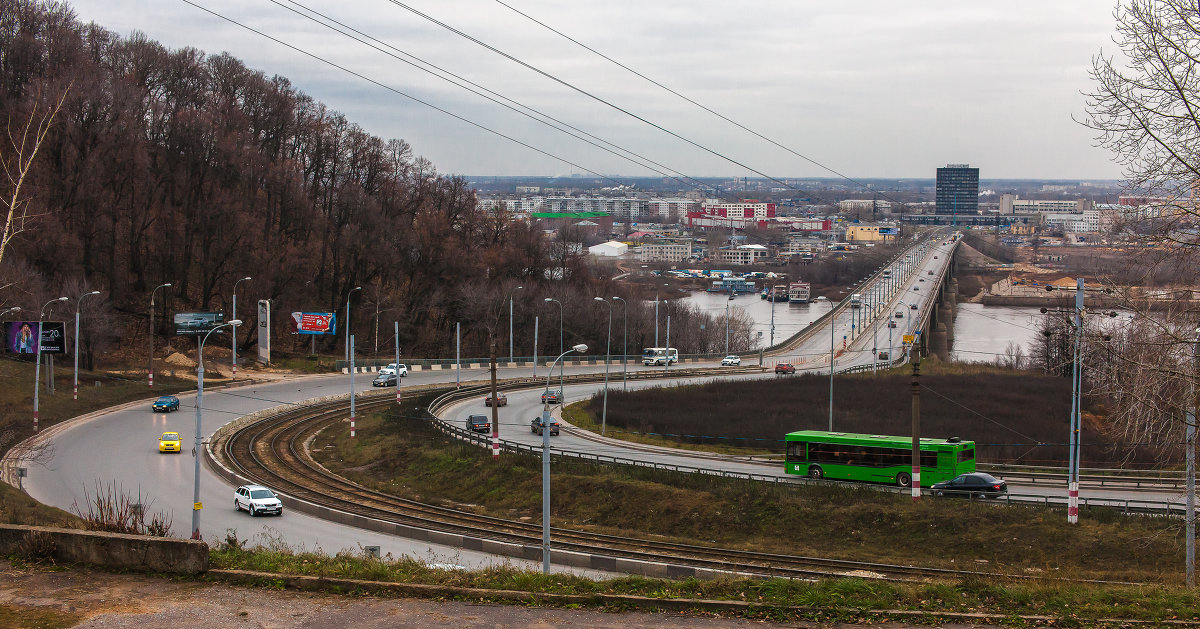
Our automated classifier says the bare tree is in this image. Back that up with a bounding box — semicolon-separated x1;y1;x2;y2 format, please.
0;85;69;267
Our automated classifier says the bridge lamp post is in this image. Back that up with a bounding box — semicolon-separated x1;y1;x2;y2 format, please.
544;298;564;400
594;298;613;436
540;343;587;574
33;297;68;432
507;285;523;364
191;320;241;540
73;291;101;400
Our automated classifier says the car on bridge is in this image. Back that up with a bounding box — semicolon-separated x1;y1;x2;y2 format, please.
720;355;741;366
152;395;180;413
234;484;283;517
541;390;561;405
158;432;181;453
775;363;796;375
466;414;490;433
910;304;918;310
484;393;507;407
531;416;560;436
931;472;1007;499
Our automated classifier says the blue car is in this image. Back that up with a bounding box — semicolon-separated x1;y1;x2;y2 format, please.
152;395;180;413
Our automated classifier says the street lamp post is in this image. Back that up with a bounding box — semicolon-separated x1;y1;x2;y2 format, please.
1189;326;1200;587
231;276;251;379
594;298;612;436
149;282;172;388
191;320;241;540
612;296;628;391
73;291;101;399
654;283;667;347
345;286;362;362
544;298;563;399
540;343;587;574
829;299;835;431
33;297;68;432
509;285;524;364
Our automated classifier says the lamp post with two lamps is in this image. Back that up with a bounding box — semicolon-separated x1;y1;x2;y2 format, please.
33;297;68;432
539;343;587;574
191;319;241;540
73;291;101;399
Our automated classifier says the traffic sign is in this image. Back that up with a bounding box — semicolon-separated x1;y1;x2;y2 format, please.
193;502;203;510
902;335;915;344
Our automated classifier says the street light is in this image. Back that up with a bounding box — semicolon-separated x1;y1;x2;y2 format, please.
654;283;668;347
612;296;628;391
231;276;252;378
73;291;101;400
191;319;241;540
149;282;172;388
508;285;524;364
0;306;20;318
594;297;612;436
345;286;362;362
33;296;68;432
544;298;564;399
540;343;587;574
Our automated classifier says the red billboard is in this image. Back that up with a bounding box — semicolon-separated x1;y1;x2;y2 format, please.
290;312;336;335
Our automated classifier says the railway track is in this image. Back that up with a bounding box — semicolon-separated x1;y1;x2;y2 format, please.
214;382;1112;584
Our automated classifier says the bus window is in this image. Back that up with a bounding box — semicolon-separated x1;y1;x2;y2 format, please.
957;448;975;464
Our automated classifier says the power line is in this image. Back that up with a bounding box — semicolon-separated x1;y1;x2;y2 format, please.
179;0;627;187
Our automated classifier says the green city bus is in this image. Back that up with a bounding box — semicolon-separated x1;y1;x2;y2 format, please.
784;430;975;488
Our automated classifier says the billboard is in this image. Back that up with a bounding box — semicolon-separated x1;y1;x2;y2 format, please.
290;312;336;335
257;300;271;366
5;321;66;354
878;227;899;235
173;312;225;336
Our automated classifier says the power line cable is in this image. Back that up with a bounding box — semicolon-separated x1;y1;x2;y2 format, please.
492;0;912;208
179;0;628;188
267;0;720;194
379;0;835;202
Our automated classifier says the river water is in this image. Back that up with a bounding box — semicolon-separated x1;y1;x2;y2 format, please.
681;291;1045;362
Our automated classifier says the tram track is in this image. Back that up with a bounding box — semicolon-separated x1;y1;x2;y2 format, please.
212;380;1138;585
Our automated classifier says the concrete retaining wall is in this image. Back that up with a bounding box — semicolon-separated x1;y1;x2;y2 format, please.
0;523;208;574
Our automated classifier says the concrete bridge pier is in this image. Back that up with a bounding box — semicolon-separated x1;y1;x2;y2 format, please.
930;321;950;362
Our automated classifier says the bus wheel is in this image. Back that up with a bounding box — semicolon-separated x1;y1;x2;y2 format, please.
807;465;823;479
896;472;911;488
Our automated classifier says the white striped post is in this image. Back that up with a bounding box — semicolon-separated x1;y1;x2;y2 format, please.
349;335;356;438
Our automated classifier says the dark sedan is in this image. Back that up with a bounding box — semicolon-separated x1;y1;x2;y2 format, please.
372;373;397;387
531;416;560;436
931;472;1008;498
540;390;561;405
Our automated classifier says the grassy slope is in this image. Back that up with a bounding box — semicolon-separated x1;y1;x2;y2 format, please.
0;358;198;527
576;361;1152;467
312;401;1184;584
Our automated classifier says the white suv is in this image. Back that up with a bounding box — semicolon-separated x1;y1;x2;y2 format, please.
720;355;741;366
379;363;409;377
234;484;283;517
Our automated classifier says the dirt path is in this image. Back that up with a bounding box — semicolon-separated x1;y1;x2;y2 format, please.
0;561;836;628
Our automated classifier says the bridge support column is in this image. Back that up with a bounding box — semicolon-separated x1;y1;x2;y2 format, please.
931;321;949;362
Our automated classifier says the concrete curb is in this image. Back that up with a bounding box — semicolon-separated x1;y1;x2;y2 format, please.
0;523;208;574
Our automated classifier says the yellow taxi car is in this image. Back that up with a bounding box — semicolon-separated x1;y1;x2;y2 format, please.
159;432;182;453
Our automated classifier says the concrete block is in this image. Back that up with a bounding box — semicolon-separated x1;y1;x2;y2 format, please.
0;523;209;574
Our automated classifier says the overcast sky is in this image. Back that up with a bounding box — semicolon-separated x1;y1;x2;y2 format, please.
62;0;1126;180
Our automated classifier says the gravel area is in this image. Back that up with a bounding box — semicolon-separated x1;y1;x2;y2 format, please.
0;561;809;628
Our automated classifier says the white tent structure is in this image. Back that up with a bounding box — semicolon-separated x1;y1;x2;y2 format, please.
587;240;629;257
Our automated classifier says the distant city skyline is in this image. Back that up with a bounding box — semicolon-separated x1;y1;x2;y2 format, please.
65;0;1126;181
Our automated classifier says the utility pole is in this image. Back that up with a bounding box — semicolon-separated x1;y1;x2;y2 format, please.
1067;279;1083;525
489;341;500;461
1188;327;1199;587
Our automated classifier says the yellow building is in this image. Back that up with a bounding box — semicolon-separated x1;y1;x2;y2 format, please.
844;224;898;243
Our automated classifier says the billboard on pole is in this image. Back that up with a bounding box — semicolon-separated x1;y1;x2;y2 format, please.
173;312;225;336
257;300;271;366
289;312;336;335
5;321;66;354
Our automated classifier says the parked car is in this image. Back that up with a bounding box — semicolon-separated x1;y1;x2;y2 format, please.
541;390;561;404
466;414;490;433
484;393;508;407
531;416;561;436
775;363;796;375
158;432;181;453
379;363;409;377
372;372;397;387
234;484;283;516
152;395;180;413
931;472;1008;498
720;355;741;366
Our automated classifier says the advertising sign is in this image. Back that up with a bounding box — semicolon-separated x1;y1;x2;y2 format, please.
257;300;271;366
879;227;899;235
5;321;66;354
173;312;224;336
290;312;336;335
